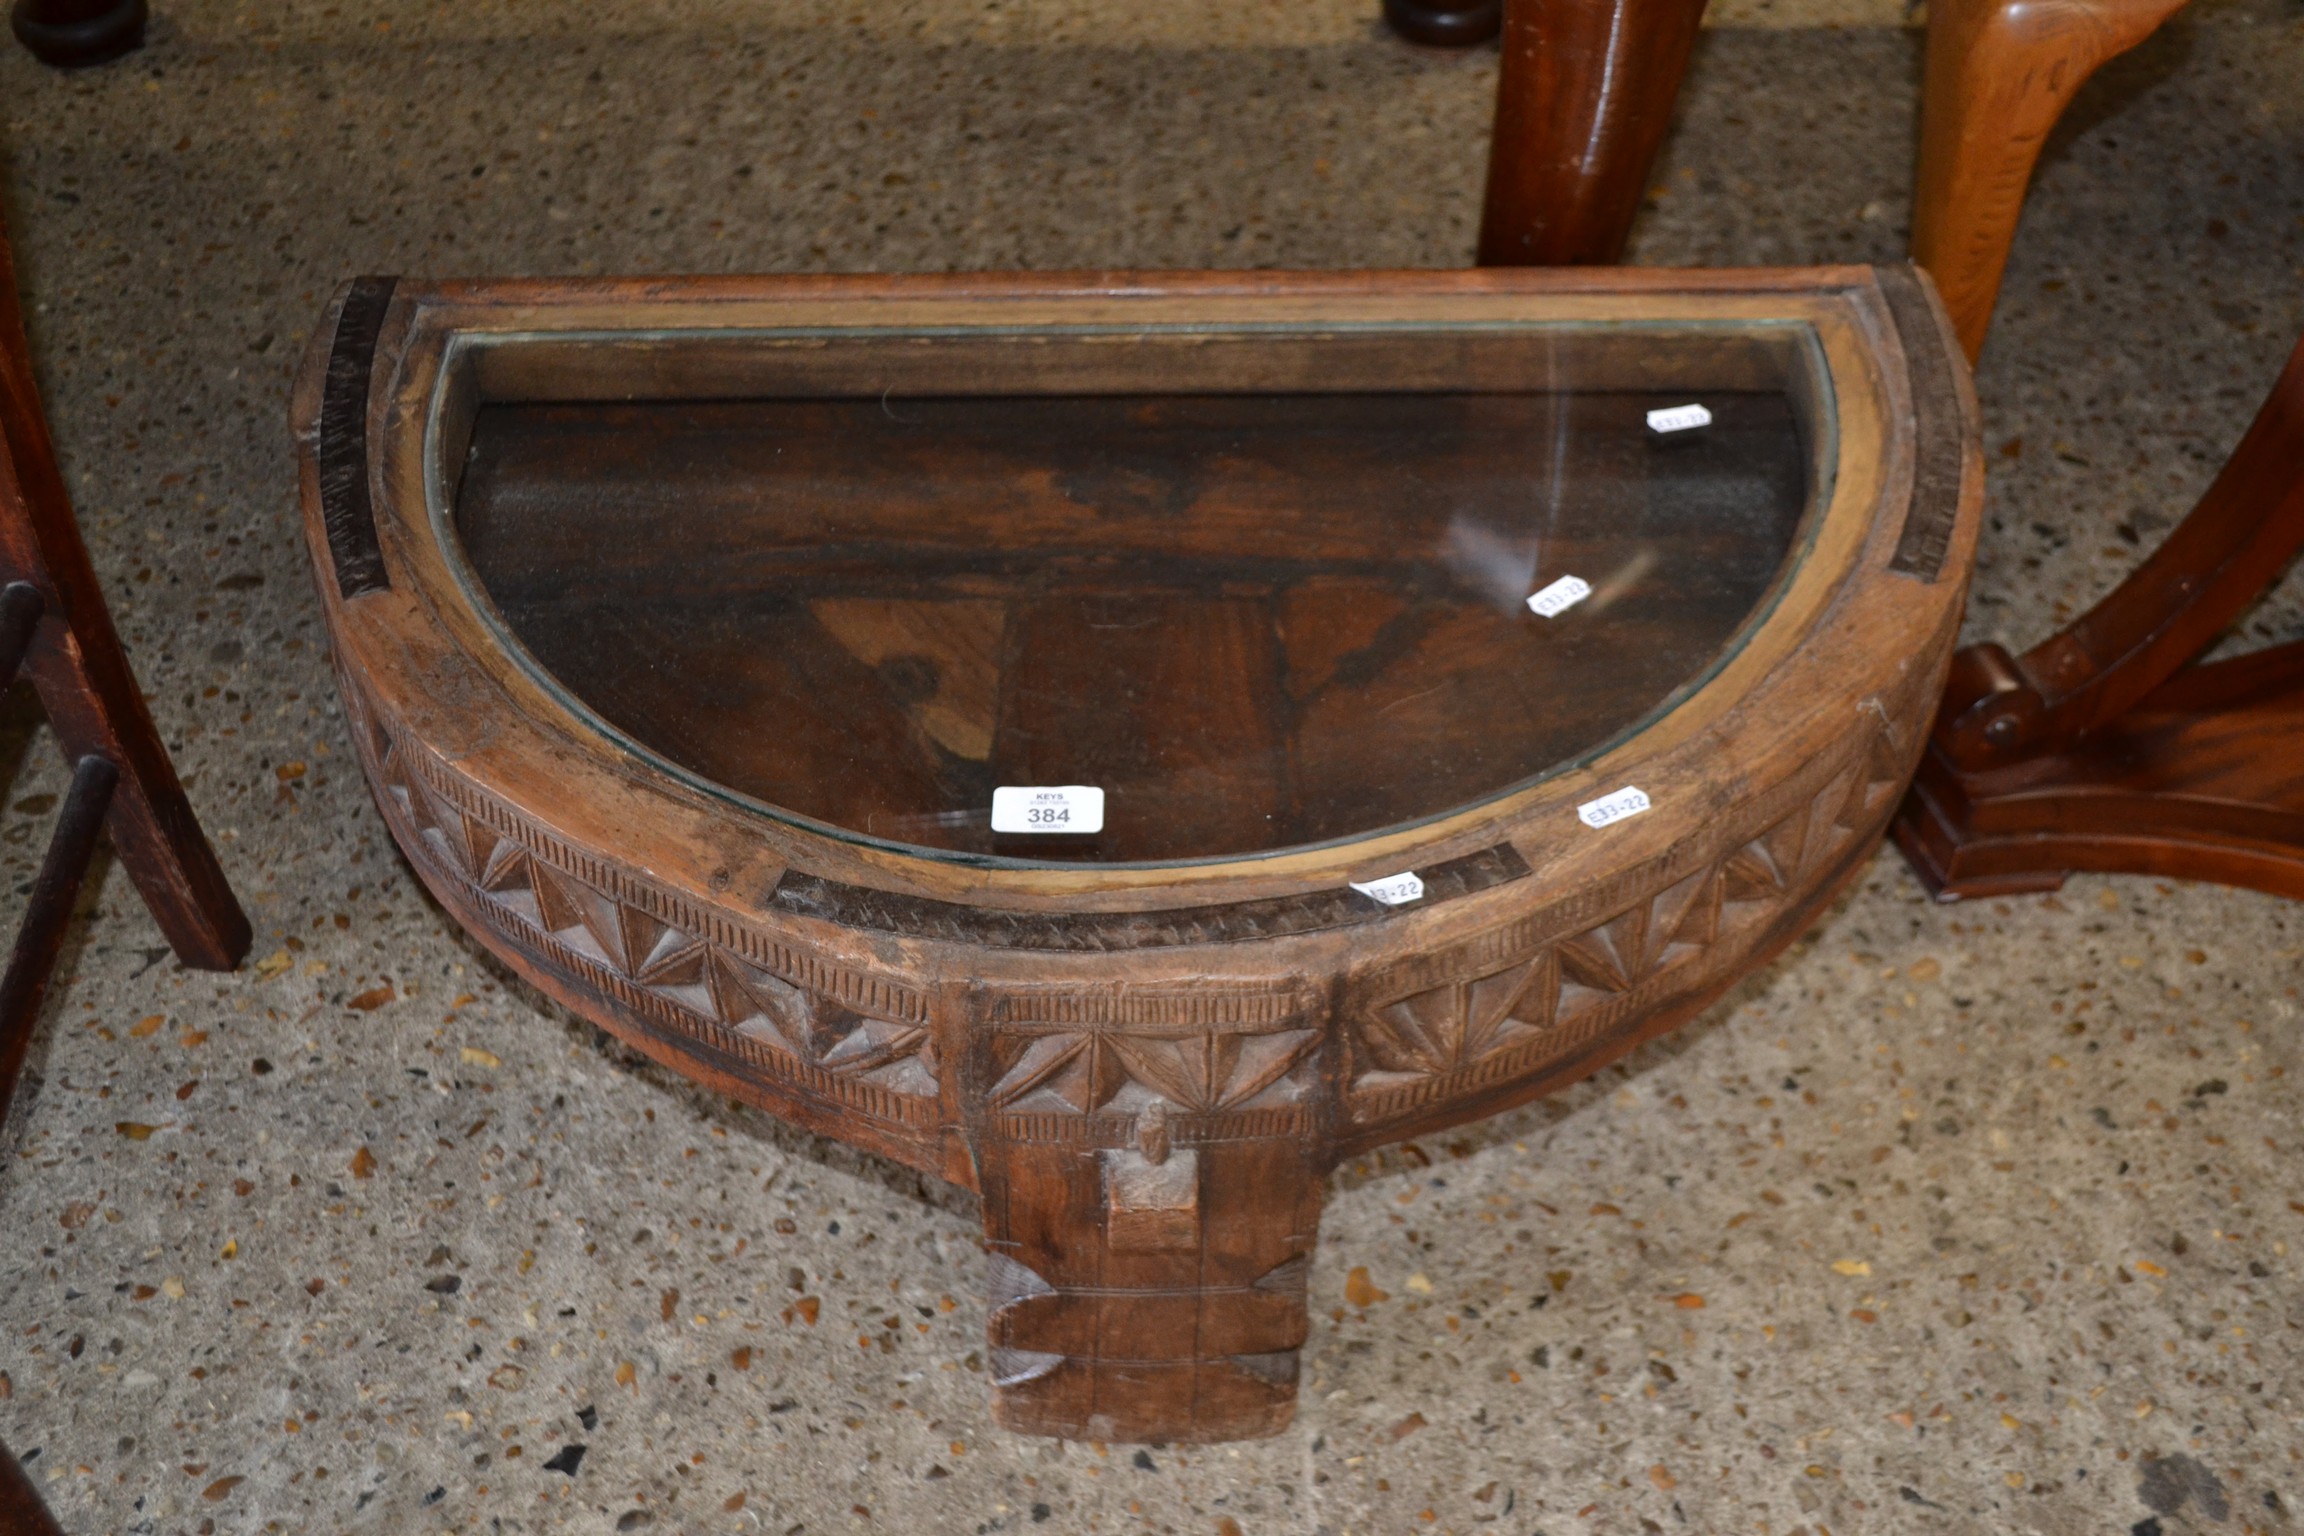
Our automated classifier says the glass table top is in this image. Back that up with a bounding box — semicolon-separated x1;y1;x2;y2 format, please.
452;385;1811;864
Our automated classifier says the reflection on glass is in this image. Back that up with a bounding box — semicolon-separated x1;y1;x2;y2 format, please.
455;384;1808;864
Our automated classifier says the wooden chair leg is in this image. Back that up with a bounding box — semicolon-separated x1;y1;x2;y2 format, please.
1894;328;2304;897
1476;0;1711;266
1910;0;2189;362
0;1436;67;1536
0;595;91;1536
0;752;116;1096
0;217;251;976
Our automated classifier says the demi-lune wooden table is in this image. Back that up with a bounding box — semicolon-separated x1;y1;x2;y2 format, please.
297;265;1979;1443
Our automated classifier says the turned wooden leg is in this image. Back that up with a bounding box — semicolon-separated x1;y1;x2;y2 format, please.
1383;0;1503;46
1476;0;1710;266
1911;0;2189;361
10;0;146;66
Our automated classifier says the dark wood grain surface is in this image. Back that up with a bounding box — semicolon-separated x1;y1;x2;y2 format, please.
458;389;1806;862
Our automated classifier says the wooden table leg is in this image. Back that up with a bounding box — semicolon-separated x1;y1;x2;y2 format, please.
10;0;145;66
1894;329;2304;897
1911;0;2189;362
962;974;1329;1444
1382;0;1503;46
972;1108;1323;1443
1476;0;1711;266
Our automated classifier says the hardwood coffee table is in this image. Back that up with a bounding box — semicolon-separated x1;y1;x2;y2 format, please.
296;267;1979;1443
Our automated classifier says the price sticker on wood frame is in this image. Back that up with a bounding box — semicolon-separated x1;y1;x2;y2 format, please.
1526;574;1592;619
1577;786;1651;829
1646;403;1712;435
1350;871;1426;906
992;785;1105;834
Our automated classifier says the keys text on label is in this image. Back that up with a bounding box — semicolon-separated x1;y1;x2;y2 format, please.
991;785;1106;835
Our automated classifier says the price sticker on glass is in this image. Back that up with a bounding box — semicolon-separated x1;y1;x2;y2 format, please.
1645;402;1712;435
1526;574;1592;618
991;785;1105;835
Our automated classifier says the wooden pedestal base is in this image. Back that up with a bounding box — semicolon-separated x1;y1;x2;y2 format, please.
1893;331;2304;900
1898;640;2304;898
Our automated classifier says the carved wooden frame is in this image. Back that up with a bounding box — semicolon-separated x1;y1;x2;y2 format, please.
294;266;1980;1444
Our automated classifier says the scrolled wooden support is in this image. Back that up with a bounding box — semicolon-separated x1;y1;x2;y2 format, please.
1935;330;2304;770
1911;0;2190;361
1894;327;2304;899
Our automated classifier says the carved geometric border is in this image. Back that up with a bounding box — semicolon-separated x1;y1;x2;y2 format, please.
993;1105;1313;1149
339;607;1951;1158
1342;699;1921;1128
340;670;942;1137
979;977;1325;1141
983;978;1320;1033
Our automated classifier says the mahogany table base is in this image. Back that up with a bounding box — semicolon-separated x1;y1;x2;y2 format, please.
1894;329;2304;900
1898;642;2304;898
1420;0;2182;366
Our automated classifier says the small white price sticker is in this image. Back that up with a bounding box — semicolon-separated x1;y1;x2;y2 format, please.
1646;403;1712;435
1577;786;1652;829
1350;871;1426;906
1526;574;1592;619
991;785;1105;835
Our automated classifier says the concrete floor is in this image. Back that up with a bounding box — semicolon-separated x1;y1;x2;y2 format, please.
2;2;2302;1532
